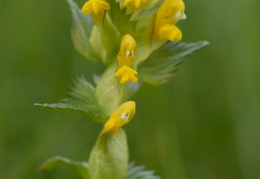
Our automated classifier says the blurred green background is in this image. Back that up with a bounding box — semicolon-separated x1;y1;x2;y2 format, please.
1;0;260;178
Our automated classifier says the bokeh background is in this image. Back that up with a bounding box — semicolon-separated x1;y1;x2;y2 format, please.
1;0;260;178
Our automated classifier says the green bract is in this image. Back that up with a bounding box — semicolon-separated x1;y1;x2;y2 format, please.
68;0;98;62
40;156;160;179
35;75;108;123
138;41;209;85
89;129;128;179
95;63;129;116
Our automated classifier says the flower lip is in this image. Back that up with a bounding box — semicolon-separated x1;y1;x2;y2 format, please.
115;65;138;84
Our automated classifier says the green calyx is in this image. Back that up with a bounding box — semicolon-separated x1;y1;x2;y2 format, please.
89;128;129;179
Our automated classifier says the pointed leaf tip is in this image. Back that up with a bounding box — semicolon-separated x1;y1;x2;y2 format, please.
35;75;108;123
138;40;209;85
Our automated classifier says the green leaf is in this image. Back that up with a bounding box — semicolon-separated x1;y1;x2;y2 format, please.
35;75;108;123
67;0;101;62
89;128;129;179
40;156;89;179
125;162;160;179
108;0;137;35
138;41;209;85
100;14;121;65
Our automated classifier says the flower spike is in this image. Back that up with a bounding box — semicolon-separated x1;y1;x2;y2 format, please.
104;101;136;137
115;34;138;84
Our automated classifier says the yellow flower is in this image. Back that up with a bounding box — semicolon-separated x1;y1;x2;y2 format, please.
82;0;110;15
154;0;186;41
104;101;136;137
115;34;138;84
124;0;148;8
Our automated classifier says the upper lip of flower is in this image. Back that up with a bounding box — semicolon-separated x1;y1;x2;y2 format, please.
81;0;110;15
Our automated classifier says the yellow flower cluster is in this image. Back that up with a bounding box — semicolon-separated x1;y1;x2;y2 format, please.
81;0;186;137
82;0;185;41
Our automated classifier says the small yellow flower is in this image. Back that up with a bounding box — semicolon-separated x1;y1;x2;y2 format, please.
104;101;136;137
154;0;186;41
82;0;110;15
115;34;138;84
124;0;148;8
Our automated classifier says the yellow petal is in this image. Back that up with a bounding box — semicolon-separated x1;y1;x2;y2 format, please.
158;24;182;41
129;75;138;83
113;128;119;137
82;0;110;15
115;65;138;84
